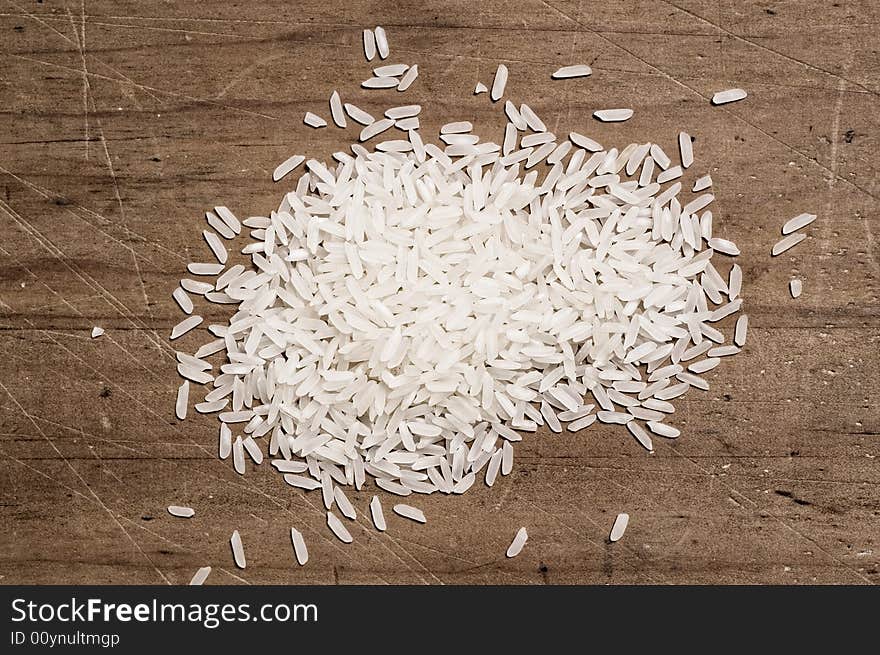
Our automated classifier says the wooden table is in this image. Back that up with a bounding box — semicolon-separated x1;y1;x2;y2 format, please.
1;1;877;585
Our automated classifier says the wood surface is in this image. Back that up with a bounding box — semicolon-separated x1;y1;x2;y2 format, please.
1;0;878;585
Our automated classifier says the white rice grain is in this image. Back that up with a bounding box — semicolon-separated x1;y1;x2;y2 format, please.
175;381;189;420
505;101;527;130
186;278;220;296
187;262;224;276
290;528;309;565
441;121;473;134
374;63;409;77
189;567;211;585
333;486;357;519
485;449;502;486
397;65;419;91
344;103;374;125
709;237;740;256
654;383;689;401
329;91;346;128
172;287;193;314
232;436;245;475
374;26;389;59
214;206;241;235
679;132;693;168
520;104;546;131
360;118;395;141
647;421;680;438
712;88;747;105
626;421;653;451
728;264;742;300
501;440;514;475
772;233;806;256
688;357;720;374
370;495;386;531
782;213;817;235
203;230;228;264
707;345;740;357
304;112;327;128
271;460;308;474
284;474;322;490
609;513;629;542
363;29;376;61
569;414;597;431
206;211;235;239
734;314;749;347
491;64;508;101
170;315;203;340
597;411;633;425
272;155;305;182
521;132;555;147
327;511;353;543
395;116;419;131
693;174;712;192
362;76;399;89
552;64;592;79
231;530;246;568
569;132;602;152
594;108;633;122
656;165;683;184
650;143;671;169
393;503;426;523
385;105;421;119
242;436;263;465
219;423;231;459
506;527;528;557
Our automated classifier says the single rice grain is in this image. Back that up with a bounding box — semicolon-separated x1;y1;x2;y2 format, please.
609;513;629;542
230;530;246;568
327;511;353;543
290;528;309;565
370;496;386;531
506;527;528;557
491;64;508;101
189;567;211;585
393;503;427;523
594;108;633;122
552;64;592;79
712;88;747;105
772;233;807;256
782;213;817;235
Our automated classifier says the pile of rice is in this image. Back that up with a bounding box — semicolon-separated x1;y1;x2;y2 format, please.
169;26;747;559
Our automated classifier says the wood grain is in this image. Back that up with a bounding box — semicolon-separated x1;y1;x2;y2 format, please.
0;0;877;585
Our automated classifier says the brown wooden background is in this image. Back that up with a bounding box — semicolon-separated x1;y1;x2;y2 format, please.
1;0;878;585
